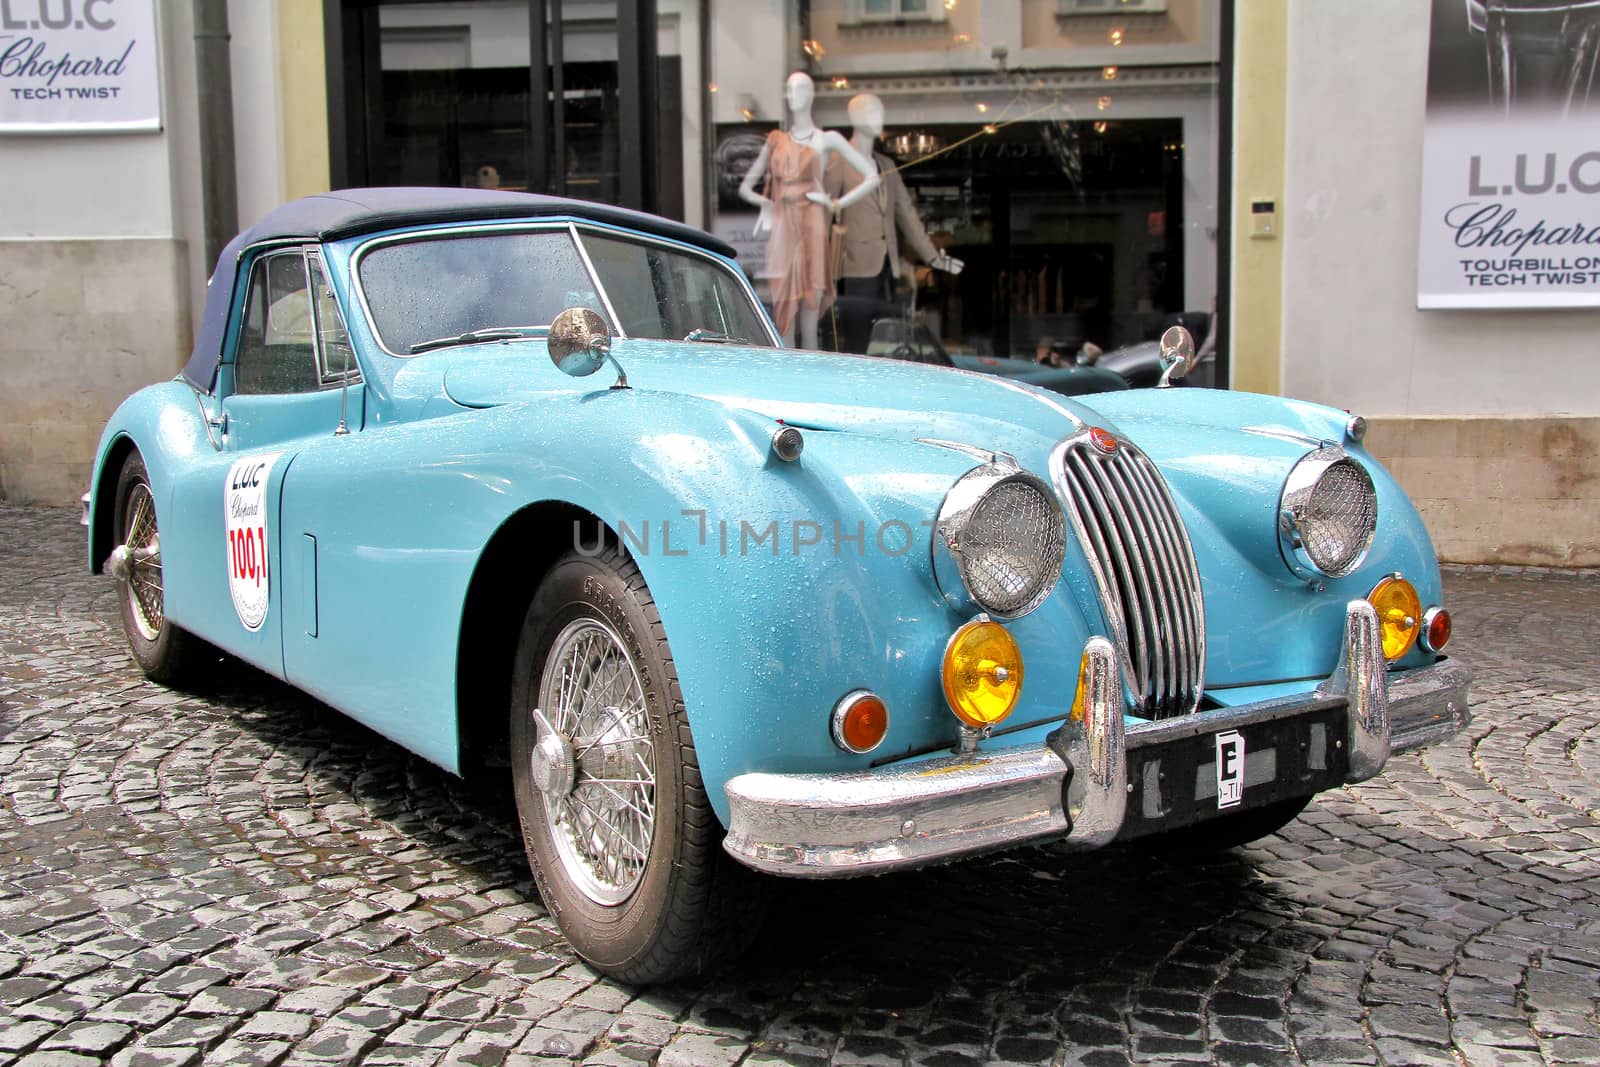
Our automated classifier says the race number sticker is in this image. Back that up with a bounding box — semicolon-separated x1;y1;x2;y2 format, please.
1215;730;1245;809
224;452;284;632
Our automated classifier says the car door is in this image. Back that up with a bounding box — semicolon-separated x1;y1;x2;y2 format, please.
163;246;364;678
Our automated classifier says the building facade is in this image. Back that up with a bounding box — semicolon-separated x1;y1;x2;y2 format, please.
1;0;1594;565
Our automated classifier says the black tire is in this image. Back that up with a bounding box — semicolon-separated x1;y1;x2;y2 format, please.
1138;794;1313;857
112;452;202;684
509;545;765;983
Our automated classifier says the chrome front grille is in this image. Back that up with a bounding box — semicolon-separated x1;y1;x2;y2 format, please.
1053;432;1206;718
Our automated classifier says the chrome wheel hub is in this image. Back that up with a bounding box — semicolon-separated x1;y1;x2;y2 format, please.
534;618;656;906
120;483;164;642
530;712;577;799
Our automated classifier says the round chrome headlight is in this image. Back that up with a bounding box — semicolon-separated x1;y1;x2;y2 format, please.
933;465;1067;619
1278;446;1377;579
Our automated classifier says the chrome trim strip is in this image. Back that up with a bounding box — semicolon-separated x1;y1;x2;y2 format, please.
568;222;627;339
721;615;1471;878
348;219;782;358
1242;424;1329;448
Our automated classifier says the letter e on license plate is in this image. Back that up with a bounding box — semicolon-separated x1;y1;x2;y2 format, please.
1215;730;1245;809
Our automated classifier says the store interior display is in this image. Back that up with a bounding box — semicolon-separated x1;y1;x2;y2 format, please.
823;93;964;356
737;72;880;349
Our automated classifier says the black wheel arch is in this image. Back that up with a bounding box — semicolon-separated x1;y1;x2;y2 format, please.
90;435;139;574
455;502;619;778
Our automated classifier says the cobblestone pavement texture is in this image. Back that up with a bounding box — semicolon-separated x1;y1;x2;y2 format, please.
1;504;1598;1066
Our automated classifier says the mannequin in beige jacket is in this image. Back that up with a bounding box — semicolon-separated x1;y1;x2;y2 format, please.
823;93;962;352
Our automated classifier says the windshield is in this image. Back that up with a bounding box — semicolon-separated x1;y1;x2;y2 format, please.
580;234;772;346
357;227;772;354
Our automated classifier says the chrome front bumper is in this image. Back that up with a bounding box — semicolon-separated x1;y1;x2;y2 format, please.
723;601;1472;877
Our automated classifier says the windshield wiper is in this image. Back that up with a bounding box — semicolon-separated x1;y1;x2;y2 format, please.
683;328;747;344
410;327;544;354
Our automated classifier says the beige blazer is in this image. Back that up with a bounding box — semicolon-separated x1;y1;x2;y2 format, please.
823;151;942;281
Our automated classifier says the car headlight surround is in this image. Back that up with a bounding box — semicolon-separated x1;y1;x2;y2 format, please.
932;464;1067;619
1277;445;1378;580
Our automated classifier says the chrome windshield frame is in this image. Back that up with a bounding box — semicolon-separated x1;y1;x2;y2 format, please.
348;219;778;358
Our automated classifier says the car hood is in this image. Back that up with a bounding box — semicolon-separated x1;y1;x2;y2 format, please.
437;338;1096;466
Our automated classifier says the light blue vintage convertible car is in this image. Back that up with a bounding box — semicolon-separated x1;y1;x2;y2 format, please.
87;188;1471;983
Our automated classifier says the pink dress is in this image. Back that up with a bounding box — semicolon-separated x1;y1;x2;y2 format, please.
761;129;830;336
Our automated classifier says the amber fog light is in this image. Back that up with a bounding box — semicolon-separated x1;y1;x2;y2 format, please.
1368;575;1422;660
831;690;889;754
942;617;1024;729
1420;606;1452;653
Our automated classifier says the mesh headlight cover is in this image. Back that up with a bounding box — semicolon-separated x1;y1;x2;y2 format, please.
1280;447;1378;579
935;468;1067;619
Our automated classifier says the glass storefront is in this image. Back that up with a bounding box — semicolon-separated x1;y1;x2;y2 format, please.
708;0;1223;367
334;0;696;222
324;0;1225;374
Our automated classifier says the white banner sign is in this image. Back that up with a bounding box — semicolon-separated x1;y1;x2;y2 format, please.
0;0;161;133
1417;0;1599;309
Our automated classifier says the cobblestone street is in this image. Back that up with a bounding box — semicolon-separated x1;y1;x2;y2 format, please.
2;503;1599;1066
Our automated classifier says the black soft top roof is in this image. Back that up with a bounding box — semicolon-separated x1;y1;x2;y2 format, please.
181;187;738;391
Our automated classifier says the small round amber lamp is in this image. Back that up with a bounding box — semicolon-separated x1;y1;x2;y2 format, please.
941;618;1024;729
831;691;889;754
1368;575;1422;661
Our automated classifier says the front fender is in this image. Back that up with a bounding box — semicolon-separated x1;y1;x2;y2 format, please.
87;380;215;573
273;387;1097;824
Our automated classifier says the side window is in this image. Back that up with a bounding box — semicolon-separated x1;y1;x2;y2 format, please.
307;252;358;384
234;251;321;395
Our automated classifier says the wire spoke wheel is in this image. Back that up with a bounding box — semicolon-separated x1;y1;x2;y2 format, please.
534;617;656;906
122;481;164;641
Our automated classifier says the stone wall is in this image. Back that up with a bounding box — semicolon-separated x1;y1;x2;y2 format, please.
0;239;190;505
1367;417;1600;568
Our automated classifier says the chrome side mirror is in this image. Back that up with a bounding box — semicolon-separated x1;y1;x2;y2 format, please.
549;308;612;376
1157;325;1195;388
549;308;628;389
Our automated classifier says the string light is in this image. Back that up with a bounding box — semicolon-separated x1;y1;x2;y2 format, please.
1102;65;1119;80
801;39;824;59
1108;28;1125;46
832;76;849;89
1097;95;1112;111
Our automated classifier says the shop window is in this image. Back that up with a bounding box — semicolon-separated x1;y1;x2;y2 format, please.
848;0;944;24
1057;0;1168;14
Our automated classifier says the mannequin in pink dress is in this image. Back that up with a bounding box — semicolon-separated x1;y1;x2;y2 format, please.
738;72;880;348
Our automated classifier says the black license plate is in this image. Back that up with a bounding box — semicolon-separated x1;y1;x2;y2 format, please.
1115;705;1349;841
